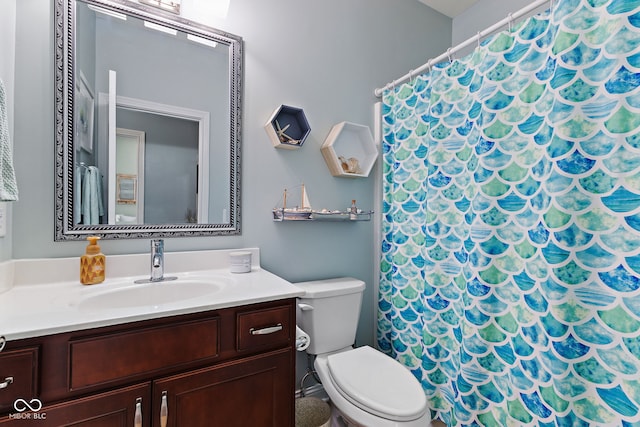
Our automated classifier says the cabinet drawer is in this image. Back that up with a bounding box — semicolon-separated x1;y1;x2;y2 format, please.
69;317;219;391
237;305;291;352
0;347;39;414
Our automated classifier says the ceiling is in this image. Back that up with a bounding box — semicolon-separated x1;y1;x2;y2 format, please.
418;0;479;18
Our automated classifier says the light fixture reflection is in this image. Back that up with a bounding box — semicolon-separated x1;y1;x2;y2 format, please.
186;34;218;48
143;20;178;35
139;0;181;15
87;4;127;20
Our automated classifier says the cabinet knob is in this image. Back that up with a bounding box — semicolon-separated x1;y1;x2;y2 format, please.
0;377;13;390
250;324;283;335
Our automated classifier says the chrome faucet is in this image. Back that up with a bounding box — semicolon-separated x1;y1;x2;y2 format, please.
135;239;177;284
151;239;165;281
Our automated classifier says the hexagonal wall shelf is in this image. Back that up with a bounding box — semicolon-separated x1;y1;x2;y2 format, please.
321;121;378;178
264;105;311;150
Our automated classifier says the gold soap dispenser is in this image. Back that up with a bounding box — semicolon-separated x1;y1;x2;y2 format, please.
80;236;105;285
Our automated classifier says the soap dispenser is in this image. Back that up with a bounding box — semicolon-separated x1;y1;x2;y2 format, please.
80;236;105;285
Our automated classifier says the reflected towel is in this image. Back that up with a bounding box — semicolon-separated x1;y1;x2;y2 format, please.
74;165;82;224
0;79;18;201
82;166;104;224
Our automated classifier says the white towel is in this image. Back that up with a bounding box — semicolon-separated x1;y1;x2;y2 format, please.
0;79;18;201
82;166;104;224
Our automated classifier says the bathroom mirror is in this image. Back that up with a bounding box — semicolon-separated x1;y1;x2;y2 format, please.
54;0;243;240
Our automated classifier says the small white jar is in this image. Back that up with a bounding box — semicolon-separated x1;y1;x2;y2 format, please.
229;251;252;273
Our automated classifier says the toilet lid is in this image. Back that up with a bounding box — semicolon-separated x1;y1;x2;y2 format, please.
327;346;427;422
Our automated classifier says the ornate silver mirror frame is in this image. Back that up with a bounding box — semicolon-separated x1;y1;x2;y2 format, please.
54;0;242;240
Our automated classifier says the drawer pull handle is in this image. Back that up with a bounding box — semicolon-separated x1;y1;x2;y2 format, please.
0;377;13;389
160;391;168;427
134;397;142;427
0;336;5;353
250;324;283;335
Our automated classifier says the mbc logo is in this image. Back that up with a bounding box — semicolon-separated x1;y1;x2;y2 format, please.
14;398;43;412
8;399;46;420
9;399;47;420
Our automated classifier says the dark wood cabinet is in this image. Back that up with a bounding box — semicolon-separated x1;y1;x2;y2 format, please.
0;383;150;427
152;348;292;427
11;383;150;427
0;300;295;426
0;347;38;415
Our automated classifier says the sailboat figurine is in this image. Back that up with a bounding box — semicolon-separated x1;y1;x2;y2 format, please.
273;184;313;220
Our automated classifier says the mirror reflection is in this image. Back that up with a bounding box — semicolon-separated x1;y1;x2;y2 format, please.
55;0;242;240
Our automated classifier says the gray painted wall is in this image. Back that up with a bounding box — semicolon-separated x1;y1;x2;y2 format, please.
11;0;451;383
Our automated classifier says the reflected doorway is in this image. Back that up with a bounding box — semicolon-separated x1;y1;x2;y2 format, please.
115;128;145;224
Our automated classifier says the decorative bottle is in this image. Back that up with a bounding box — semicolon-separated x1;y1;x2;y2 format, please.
350;199;358;220
80;236;105;285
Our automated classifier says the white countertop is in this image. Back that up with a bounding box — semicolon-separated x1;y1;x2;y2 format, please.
0;248;305;341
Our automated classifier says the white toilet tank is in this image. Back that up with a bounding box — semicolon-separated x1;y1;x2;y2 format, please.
295;278;365;355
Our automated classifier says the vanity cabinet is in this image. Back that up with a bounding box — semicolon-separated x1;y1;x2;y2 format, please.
0;299;295;426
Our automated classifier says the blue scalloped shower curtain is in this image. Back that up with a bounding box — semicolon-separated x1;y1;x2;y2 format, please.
378;0;640;425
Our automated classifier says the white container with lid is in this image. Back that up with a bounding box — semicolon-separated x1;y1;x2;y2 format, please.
229;251;252;273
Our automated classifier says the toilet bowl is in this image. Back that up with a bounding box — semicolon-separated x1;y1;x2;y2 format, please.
295;278;431;427
316;346;430;426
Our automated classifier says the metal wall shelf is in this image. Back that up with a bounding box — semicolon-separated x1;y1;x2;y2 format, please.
272;210;373;222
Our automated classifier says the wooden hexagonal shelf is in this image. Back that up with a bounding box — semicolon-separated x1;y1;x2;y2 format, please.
264;105;311;150
321;121;378;178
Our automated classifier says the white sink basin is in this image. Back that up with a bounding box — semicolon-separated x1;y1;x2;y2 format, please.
76;278;226;310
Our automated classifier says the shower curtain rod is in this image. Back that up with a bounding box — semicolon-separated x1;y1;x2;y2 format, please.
374;0;551;97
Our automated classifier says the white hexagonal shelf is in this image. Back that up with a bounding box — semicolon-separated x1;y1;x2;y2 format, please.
321;122;378;178
264;105;311;150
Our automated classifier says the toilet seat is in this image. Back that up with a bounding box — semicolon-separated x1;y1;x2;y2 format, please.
326;346;427;422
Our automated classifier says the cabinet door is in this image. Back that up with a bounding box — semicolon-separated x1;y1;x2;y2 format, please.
152;348;293;427
0;383;150;427
0;347;39;414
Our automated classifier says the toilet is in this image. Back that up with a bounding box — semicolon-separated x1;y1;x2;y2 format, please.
296;278;431;427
